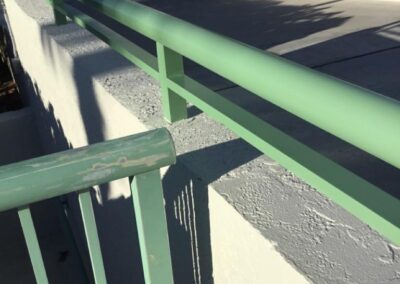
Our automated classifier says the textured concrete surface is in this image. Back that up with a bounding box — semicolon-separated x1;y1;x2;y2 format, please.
209;187;309;284
4;0;400;283
98;3;400;283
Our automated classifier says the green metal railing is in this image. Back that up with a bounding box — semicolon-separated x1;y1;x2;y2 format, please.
0;128;176;284
49;0;400;244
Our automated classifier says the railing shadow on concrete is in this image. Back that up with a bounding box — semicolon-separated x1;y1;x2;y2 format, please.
22;2;294;281
223;22;400;199
0;61;89;282
135;0;348;46
57;0;400;249
285;21;400;68
162;139;261;283
5;0;400;283
15;20;262;282
14;63;147;283
68;0;350;89
182;20;400;203
35;23;146;283
0;124;176;284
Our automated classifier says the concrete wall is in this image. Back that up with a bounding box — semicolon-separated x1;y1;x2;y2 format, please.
0;108;89;283
0;107;42;165
4;0;400;283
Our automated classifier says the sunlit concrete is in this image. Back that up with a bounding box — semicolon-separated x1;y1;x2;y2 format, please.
3;0;400;283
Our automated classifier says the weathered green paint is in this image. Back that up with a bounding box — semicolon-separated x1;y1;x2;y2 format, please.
1;128;176;283
0;128;175;212
78;190;107;284
157;43;187;123
18;206;49;284
131;170;174;284
77;0;400;171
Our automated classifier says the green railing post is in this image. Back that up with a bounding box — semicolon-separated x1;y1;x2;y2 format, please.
131;170;174;284
81;0;400;170
49;0;67;25
0;128;176;283
18;206;49;284
0;128;175;211
78;189;107;284
156;43;187;123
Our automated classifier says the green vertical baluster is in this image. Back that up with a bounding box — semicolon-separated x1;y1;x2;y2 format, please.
156;43;187;123
49;0;67;25
18;206;49;284
78;189;107;284
131;170;174;284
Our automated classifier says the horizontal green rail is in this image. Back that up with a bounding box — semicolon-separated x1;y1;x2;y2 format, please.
49;0;400;246
0;128;175;284
76;0;400;170
0;128;174;211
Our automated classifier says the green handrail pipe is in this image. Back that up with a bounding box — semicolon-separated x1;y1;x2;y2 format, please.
0;128;175;212
0;128;175;284
76;0;400;170
49;0;400;244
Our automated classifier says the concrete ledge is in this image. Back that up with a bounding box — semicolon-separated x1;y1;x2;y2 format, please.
4;0;400;283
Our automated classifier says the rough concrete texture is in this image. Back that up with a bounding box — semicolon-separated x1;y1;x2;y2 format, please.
4;0;400;283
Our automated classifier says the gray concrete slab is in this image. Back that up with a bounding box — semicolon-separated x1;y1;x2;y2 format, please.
285;22;400;67
105;34;400;284
137;0;400;53
317;47;400;100
216;46;400;199
133;0;400;87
